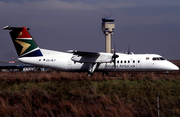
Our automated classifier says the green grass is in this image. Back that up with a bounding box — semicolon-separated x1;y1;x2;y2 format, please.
0;71;180;116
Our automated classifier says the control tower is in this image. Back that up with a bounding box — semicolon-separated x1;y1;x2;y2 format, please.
102;17;115;53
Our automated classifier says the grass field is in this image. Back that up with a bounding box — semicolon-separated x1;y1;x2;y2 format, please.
0;70;180;117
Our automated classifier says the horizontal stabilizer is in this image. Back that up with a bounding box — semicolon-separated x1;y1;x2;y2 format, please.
2;26;30;30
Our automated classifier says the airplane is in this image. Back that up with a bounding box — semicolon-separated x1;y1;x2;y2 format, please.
3;26;179;76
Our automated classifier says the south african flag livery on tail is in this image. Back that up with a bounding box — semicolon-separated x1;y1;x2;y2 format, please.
3;26;43;57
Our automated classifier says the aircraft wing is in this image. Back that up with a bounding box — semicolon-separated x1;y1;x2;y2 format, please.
67;50;112;63
67;50;100;56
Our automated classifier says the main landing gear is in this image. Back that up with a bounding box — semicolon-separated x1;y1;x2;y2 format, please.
87;63;97;77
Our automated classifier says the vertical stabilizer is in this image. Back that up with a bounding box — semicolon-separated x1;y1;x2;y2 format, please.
3;26;43;57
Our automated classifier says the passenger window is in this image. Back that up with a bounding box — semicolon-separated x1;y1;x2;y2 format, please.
133;60;135;63
124;60;126;63
117;60;119;63
138;60;140;63
128;60;130;63
121;60;123;63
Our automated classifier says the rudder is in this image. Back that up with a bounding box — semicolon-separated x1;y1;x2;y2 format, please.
3;26;43;57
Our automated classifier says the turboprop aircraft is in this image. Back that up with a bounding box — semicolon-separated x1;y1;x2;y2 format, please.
3;26;179;76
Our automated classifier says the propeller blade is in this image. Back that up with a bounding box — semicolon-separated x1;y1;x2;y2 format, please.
112;44;119;69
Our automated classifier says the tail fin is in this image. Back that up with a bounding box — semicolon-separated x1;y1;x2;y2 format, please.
3;26;43;57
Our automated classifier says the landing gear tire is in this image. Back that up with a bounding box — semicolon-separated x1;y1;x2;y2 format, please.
102;72;108;76
165;71;169;75
87;73;93;77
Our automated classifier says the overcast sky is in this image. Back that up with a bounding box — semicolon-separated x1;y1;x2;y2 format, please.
0;0;180;60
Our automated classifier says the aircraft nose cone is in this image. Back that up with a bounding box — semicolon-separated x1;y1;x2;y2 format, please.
169;63;179;71
173;65;179;71
162;61;179;71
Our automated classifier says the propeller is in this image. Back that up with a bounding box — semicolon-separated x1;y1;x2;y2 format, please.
112;44;119;69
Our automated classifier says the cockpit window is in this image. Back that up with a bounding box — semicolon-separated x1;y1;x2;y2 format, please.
153;57;159;60
152;57;166;61
159;57;166;60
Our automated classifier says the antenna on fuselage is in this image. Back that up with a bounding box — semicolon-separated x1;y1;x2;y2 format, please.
127;44;134;55
128;44;131;54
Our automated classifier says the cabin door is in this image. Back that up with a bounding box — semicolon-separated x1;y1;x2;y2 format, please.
68;60;72;69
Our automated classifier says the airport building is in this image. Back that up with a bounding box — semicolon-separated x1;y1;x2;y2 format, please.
0;61;35;72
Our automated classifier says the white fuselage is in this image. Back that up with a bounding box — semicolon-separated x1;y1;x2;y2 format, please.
18;49;179;72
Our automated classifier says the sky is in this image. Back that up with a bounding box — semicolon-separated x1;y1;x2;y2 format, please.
0;0;180;60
